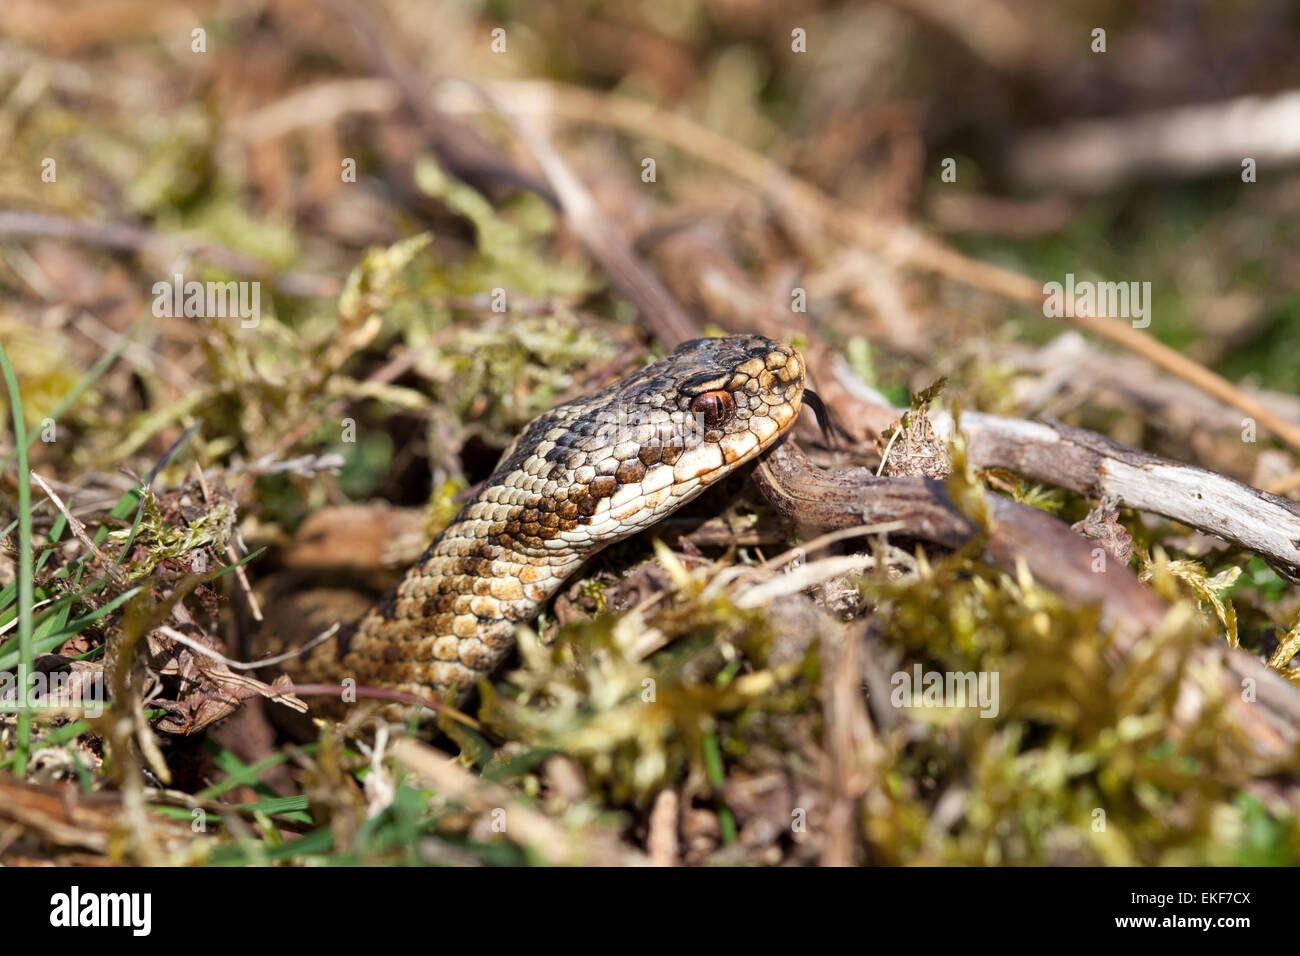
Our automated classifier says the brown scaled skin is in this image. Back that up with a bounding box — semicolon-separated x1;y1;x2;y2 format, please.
281;335;806;710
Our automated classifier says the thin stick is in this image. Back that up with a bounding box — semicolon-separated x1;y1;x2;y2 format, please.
29;471;128;587
155;621;338;674
751;521;907;574
734;554;879;609
459;79;701;348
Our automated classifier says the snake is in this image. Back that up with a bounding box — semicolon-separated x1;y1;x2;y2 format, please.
285;334;806;707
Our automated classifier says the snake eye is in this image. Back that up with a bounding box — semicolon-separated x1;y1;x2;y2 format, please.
690;390;735;428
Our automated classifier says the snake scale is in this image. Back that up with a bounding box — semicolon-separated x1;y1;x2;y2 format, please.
284;335;806;706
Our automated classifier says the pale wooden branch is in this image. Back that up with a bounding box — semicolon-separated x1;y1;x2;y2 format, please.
942;413;1300;579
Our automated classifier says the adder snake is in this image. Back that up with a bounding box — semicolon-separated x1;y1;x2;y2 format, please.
286;335;807;706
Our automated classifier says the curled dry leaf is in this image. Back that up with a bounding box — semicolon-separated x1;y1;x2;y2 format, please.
1071;499;1135;564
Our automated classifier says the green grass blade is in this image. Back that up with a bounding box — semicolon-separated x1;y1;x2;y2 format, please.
0;574;115;659
235;794;311;818
0;585;142;674
0;344;35;774
196;748;292;801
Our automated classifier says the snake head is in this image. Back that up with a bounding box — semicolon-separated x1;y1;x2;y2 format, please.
662;334;806;471
560;334;805;527
478;334;805;552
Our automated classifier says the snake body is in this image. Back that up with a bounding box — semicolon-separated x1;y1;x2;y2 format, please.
289;335;805;705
